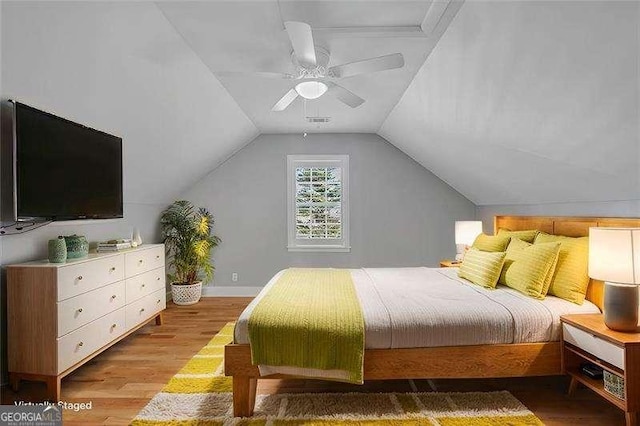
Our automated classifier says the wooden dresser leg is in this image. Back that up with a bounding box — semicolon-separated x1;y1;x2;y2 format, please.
45;376;61;401
9;373;20;392
567;377;579;395
155;313;164;326
625;412;637;426
232;376;257;417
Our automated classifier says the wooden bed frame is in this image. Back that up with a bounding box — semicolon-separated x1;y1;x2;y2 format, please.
225;215;640;417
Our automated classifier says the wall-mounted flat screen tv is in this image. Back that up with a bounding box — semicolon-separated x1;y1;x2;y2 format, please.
14;102;123;220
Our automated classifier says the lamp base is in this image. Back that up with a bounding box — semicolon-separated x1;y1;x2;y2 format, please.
455;244;467;262
603;282;640;332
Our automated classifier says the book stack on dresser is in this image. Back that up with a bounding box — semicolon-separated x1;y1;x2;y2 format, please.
6;244;167;400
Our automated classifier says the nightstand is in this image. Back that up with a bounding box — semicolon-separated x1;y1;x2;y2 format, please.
439;260;461;268
561;314;640;426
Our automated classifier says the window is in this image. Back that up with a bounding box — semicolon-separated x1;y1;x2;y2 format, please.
287;155;350;252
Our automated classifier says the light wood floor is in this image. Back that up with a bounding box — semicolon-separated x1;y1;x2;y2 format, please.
1;298;626;425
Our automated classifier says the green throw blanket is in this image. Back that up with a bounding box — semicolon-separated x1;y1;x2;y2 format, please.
247;268;365;384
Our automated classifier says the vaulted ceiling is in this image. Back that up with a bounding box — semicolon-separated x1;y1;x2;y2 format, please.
379;1;639;205
2;1;638;207
158;0;640;205
157;0;460;133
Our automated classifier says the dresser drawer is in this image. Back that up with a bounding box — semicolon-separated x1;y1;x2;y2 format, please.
125;267;166;303
57;307;125;373
57;281;126;337
563;323;625;369
57;256;124;301
125;246;164;278
126;289;166;330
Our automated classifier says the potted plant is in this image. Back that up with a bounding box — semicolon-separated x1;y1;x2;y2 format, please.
160;200;221;305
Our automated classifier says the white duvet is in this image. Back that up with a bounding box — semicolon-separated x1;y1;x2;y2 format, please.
235;267;600;349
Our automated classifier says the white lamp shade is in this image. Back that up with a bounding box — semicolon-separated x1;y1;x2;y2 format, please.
589;227;640;284
295;81;328;100
455;221;483;246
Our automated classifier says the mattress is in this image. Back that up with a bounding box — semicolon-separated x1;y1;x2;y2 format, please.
235;267;600;349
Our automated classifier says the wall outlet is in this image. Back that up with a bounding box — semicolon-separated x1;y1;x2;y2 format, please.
231;273;238;282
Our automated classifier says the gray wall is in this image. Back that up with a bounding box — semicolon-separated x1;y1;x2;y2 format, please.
477;200;640;233
183;133;477;288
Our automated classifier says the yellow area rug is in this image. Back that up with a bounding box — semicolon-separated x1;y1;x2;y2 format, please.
132;323;543;425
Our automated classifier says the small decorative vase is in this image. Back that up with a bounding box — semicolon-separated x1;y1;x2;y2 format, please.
132;228;143;247
64;234;89;259
48;237;67;263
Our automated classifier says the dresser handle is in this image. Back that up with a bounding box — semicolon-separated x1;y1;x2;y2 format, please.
78;341;84;347
141;284;146;288
111;295;117;300
156;255;160;259
157;277;161;281
138;259;143;264
111;323;117;329
77;275;83;281
157;299;161;303
77;308;83;313
110;267;116;271
140;308;145;313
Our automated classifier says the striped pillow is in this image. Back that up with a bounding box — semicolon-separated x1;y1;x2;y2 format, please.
499;239;561;299
534;233;590;304
498;228;539;244
472;233;511;252
459;248;506;289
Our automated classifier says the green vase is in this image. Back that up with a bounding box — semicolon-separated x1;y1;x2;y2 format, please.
48;237;67;263
64;234;89;259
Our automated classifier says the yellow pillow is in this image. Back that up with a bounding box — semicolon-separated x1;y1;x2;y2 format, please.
534;233;590;304
500;238;529;284
503;238;559;295
499;239;561;299
472;233;511;252
498;228;539;244
459;248;506;289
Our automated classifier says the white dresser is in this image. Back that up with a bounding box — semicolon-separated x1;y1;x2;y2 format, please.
6;244;166;400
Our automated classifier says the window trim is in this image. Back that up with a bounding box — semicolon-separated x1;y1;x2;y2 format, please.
286;154;350;252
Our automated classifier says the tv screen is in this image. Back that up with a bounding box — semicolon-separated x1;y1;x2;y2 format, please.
15;102;123;220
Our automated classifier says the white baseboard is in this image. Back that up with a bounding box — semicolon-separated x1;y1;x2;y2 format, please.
202;286;262;297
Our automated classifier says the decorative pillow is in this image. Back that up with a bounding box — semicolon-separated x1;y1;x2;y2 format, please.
500;238;530;284
534;232;590;304
498;228;539;244
458;248;506;289
499;239;561;299
503;238;559;295
472;233;511;252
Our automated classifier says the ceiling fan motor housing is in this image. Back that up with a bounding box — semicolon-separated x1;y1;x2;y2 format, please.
292;46;330;78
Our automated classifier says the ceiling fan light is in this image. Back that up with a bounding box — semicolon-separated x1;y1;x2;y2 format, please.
295;81;328;100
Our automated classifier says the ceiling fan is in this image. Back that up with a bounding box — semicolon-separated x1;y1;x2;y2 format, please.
218;21;405;112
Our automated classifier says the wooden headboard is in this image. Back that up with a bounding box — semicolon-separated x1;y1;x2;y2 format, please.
494;215;640;311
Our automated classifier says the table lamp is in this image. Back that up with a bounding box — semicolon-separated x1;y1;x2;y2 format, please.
588;227;640;332
455;221;483;261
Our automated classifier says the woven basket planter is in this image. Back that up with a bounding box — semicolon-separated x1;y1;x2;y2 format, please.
171;282;203;306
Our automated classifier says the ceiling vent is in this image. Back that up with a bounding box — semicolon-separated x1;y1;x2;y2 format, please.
306;116;331;123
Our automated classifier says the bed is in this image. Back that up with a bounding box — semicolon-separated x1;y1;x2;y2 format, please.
224;215;640;416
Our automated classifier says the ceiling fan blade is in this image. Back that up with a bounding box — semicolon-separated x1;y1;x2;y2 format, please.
329;53;404;78
272;88;299;111
284;21;317;67
326;82;365;108
216;71;295;79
